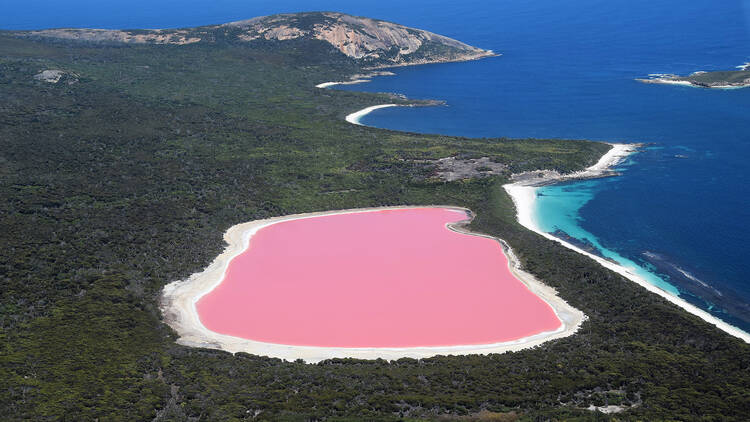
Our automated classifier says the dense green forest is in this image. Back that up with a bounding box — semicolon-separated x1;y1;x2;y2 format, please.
1;32;748;421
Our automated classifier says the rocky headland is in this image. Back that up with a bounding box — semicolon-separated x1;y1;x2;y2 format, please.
637;68;750;89
17;11;497;68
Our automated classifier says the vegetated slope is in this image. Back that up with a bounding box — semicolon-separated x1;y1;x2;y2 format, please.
677;69;750;87
17;11;495;68
638;69;750;88
0;24;748;422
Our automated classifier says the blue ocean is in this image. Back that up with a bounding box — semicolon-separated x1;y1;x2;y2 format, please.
4;1;749;332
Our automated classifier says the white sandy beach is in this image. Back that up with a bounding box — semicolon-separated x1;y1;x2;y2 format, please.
345;104;399;125
315;70;397;88
315;79;370;88
161;206;585;363
503;144;750;343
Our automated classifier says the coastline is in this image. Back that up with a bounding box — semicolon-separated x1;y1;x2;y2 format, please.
636;77;700;88
315;79;370;88
636;74;750;89
315;70;396;88
503;144;750;343
365;50;499;70
315;50;499;89
160;206;585;363
345;104;401;125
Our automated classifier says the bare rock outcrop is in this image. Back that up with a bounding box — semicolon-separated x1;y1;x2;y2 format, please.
33;69;78;84
19;12;496;68
420;156;508;181
224;12;496;67
637;69;750;89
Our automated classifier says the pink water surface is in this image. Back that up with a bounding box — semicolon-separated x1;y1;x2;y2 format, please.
196;208;561;348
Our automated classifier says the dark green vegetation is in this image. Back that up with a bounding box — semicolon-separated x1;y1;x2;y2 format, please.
1;29;748;421
18;11;493;69
639;69;750;88
681;69;750;87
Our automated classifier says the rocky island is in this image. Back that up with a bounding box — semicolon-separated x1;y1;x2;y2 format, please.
637;64;750;88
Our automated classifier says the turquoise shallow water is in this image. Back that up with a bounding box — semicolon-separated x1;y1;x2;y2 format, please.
535;180;680;296
4;0;750;333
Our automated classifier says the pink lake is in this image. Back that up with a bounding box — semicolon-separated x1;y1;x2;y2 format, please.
196;208;561;348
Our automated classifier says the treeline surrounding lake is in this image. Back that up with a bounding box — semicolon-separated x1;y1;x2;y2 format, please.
1;34;748;421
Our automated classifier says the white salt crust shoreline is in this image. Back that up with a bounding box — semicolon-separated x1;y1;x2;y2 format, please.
503;144;750;343
160;206;585;363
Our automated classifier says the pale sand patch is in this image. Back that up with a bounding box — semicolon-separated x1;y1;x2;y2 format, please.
160;206;585;363
345;104;400;125
315;71;396;88
587;404;628;414
503;144;750;343
315;79;370;88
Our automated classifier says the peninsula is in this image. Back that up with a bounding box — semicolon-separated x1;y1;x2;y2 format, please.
18;11;496;68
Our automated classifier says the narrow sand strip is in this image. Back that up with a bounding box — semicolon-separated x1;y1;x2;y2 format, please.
315;79;370;88
315;70;396;88
345;104;399;125
503;144;750;343
161;206;585;363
